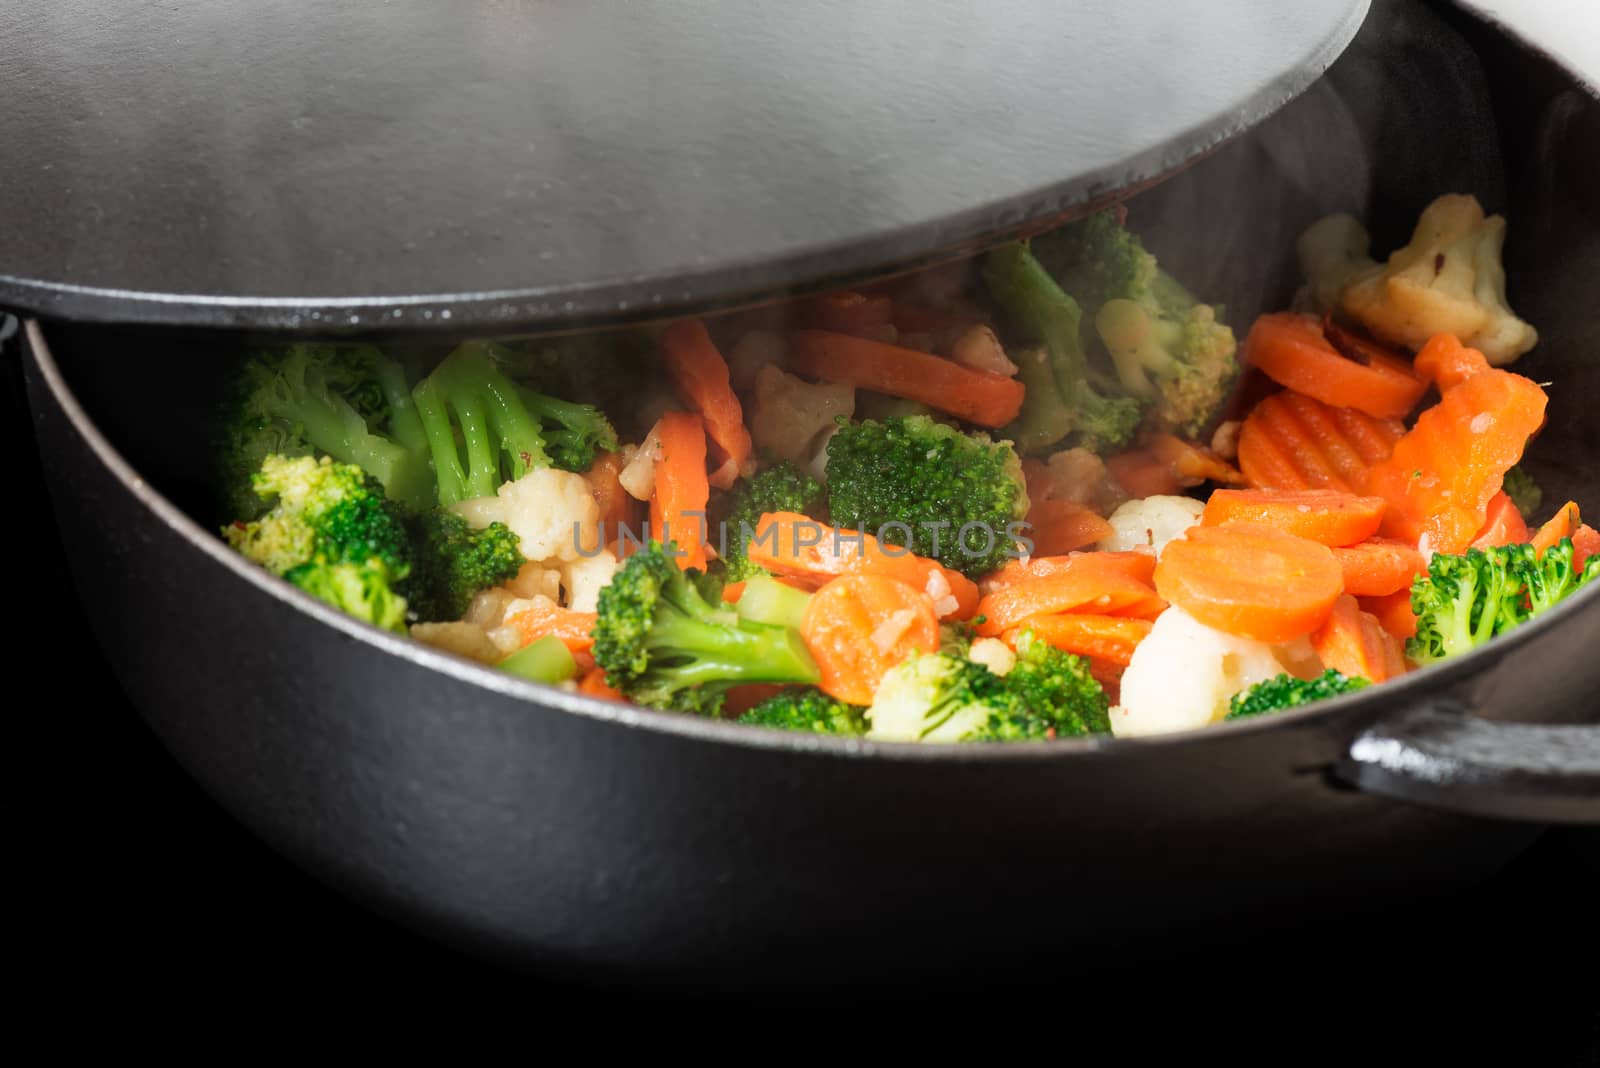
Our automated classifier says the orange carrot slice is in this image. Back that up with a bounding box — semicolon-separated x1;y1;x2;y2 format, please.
1106;449;1182;498
1202;488;1386;546
1312;595;1404;683
1530;501;1582;557
976;559;1167;637
1146;432;1245;485
1153;522;1344;643
1004;614;1153;667
981;551;1158;594
1470;491;1530;548
1243;312;1427;419
1361;590;1419;641
1023;500;1115;556
1333;538;1427;597
578;667;626;701
586;451;636;532
1413;332;1492;393
661;319;754;490
800;574;940;706
504;600;599;653
1367;369;1548;555
1571;524;1600;570
1237;391;1405;492
787;329;1025;428
648;411;712;571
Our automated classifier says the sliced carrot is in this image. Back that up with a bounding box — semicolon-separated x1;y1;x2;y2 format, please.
578;667;626;701
1023;500;1115;556
1106;449;1182;498
787;329;1025;428
981;550;1157;594
661;319;754;490
976;559;1167;637
1146;432;1245;486
802;291;895;336
1201;488;1386;546
1237;390;1405;492
586;451;635;532
1312;595;1403;683
1413;332;1492;393
504;599;599;653
1333;538;1427;597
724;683;789;718
648;411;712;571
1470;491;1530;548
1530;501;1581;557
1004;614;1153;667
800;574;940;706
1243;312;1427;419
1367;369;1548;555
721;581;747;604
1154;522;1344;643
1571;524;1600;570
1361;590;1418;641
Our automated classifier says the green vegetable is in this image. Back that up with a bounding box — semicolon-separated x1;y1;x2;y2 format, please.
590;541;821;716
999;630;1112;737
406;510;525;623
825;415;1028;579
1408;540;1597;665
1227;670;1369;720
224;454;412;631
734;573;814;631
1502;466;1542;519
738;687;867;735
498;634;579;684
713;461;824;582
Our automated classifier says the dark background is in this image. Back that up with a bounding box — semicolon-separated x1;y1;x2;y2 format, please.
6;318;1596;1044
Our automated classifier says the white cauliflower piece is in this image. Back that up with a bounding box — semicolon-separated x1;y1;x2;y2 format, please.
803;421;843;485
1098;495;1205;557
968;637;1017;677
503;560;563;602
750;364;855;465
1340;193;1537;365
561;549;620;613
1029;447;1127;513
1111;608;1295;738
452;467;602;564
1293;213;1377;315
410;621;503;665
950;325;1018;377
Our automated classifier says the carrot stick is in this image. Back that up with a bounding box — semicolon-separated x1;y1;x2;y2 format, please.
1312;595;1403;683
1470;491;1529;548
1366;369;1548;555
648;411;712;571
578;667;626;701
1333;538;1427;597
1530;501;1582;556
721;581;747;604
744;512;979;620
1571;525;1600;570
981;551;1157;594
787;329;1025;428
1237;391;1405;492
800;574;940;706
1361;590;1418;641
1413;332;1492;393
504;598;599;652
1243;312;1427;419
1024;499;1115;556
1153;522;1344;643
1004;614;1153;667
660;319;755;490
586;451;636;532
1106;449;1182;498
1201;488;1387;546
976;559;1167;637
802;291;895;336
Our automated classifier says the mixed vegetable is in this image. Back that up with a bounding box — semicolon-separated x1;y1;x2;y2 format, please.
217;194;1596;741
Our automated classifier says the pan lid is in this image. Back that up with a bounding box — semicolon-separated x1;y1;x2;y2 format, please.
0;0;1368;334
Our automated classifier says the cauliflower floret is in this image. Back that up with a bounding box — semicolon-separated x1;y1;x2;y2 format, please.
950;325;1019;377
968;637;1017;677
1028;447;1127;514
1340;194;1537;365
503;560;563;602
410;621;503;665
1293;213;1377;315
1111;607;1296;737
561;549;620;613
750;364;855;465
452;467;601;564
1098;495;1205;557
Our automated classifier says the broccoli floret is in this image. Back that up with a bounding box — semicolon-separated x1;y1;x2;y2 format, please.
406;510;525;622
223;454;412;631
824;415;1028;578
1511;539;1596;618
983;243;1142;453
590;541;821;715
713;462;825;581
516;386;619;474
1001;630;1111;737
1227;670;1369;719
1341;194;1538;365
1502;466;1542;519
738;687;867;735
219;343;434;518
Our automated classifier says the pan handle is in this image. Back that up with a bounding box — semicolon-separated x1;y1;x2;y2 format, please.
1337;703;1600;824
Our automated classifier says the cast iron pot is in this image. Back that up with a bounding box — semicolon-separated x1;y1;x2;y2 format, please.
14;1;1600;986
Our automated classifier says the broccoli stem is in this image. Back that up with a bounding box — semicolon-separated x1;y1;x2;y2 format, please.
648;611;820;687
734;574;813;631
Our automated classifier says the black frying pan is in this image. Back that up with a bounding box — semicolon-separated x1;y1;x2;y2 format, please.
11;0;1600;987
